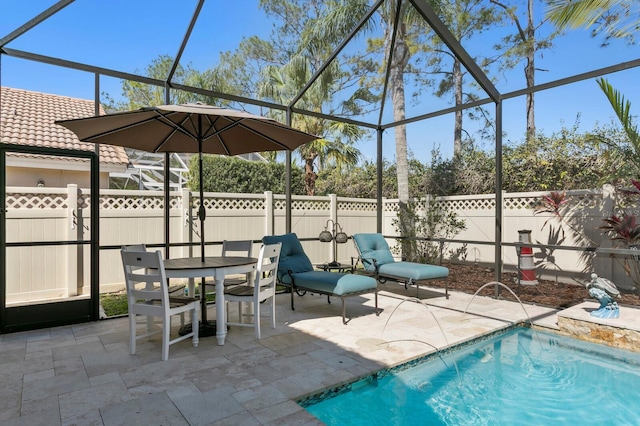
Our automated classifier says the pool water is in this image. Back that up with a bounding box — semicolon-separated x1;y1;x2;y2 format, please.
302;327;640;425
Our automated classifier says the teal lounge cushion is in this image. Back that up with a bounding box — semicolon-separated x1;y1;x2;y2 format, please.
292;271;377;296
263;233;313;284
353;233;396;272
378;262;449;280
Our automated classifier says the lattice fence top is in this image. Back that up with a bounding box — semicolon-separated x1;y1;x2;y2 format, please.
100;194;167;210
6;192;68;209
201;197;265;210
438;197;495;211
337;200;377;212
285;199;330;211
385;201;399;212
568;192;601;210
503;196;538;210
5;189;613;214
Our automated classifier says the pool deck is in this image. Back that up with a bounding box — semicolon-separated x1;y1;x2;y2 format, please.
1;284;634;425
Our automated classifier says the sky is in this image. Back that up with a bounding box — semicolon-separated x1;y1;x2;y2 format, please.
1;0;638;165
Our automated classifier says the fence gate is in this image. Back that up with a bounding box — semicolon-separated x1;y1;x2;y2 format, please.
0;144;99;333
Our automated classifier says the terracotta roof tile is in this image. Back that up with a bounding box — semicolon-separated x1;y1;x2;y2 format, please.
0;86;129;165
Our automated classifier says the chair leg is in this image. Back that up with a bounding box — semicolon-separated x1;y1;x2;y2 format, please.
255;299;261;339
445;277;449;299
270;296;276;329
161;314;170;361
129;314;137;355
341;298;347;325
192;308;199;348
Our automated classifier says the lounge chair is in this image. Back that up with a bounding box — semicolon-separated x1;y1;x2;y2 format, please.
262;233;379;324
352;233;449;299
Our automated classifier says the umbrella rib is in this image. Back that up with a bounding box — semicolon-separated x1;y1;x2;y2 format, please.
152;112;200;152
202;119;295;152
80;115;159;142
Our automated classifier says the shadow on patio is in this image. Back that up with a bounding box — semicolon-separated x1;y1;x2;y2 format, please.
0;285;558;425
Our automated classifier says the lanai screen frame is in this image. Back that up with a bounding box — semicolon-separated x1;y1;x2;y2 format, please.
2;0;640;285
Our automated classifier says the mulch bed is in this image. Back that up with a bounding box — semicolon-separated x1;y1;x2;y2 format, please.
443;262;640;309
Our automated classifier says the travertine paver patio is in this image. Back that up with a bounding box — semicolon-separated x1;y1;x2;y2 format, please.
0;285;562;425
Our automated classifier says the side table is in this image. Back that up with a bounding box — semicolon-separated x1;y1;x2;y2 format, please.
314;262;352;273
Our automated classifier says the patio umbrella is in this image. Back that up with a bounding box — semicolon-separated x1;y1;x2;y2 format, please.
56;103;317;335
56;103;318;259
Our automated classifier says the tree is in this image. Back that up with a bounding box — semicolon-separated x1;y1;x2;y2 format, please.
595;78;640;182
187;155;305;194
491;0;558;140
502;120;622;192
427;0;503;154
546;0;639;44
256;0;368;195
117;55;222;110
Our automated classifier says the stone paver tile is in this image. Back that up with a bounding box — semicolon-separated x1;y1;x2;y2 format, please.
23;368;55;383
20;393;59;417
54;356;86;376
0;339;26;354
22;370;90;403
82;350;144;378
100;392;188;426
250;399;306;424
61;408;105;426
188;362;253;392
171;385;245;425
233;384;288;411
1;407;61;426
26;335;77;353
53;340;105;361
118;353;202;388
59;380;133;422
209;410;261;426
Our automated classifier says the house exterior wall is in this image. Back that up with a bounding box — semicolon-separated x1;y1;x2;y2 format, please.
6;165;111;188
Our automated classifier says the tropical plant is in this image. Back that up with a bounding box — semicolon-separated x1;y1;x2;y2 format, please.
600;213;640;246
391;199;466;264
255;0;368;195
534;191;570;238
546;0;639;44
595;78;640;179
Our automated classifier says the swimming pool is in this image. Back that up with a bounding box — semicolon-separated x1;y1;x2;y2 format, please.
301;327;640;425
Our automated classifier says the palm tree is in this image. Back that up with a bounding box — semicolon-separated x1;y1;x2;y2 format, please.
546;0;639;44
258;55;362;196
596;78;640;176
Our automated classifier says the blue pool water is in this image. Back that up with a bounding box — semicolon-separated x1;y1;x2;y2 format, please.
302;327;640;425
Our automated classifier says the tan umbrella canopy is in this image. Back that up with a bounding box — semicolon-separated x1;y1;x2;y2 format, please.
56;103;318;257
55;103;316;155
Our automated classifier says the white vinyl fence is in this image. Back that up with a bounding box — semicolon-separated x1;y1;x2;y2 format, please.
4;185;634;304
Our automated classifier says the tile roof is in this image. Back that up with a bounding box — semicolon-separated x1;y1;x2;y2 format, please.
0;86;129;166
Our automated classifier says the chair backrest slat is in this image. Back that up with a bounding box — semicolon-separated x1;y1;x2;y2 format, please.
121;249;169;305
255;243;282;291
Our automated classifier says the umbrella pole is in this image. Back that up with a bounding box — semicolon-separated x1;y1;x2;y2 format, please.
197;125;219;337
198;130;211;326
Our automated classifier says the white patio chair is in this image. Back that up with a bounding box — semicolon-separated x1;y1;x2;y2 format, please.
120;249;200;361
221;239;254;286
225;242;282;339
205;239;253;311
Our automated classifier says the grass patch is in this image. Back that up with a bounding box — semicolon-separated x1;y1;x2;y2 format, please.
100;293;128;317
99;288;217;318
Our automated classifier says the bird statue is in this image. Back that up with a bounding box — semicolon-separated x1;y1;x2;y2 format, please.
585;273;620;319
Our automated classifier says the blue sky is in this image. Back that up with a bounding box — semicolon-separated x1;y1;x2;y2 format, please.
2;0;638;164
